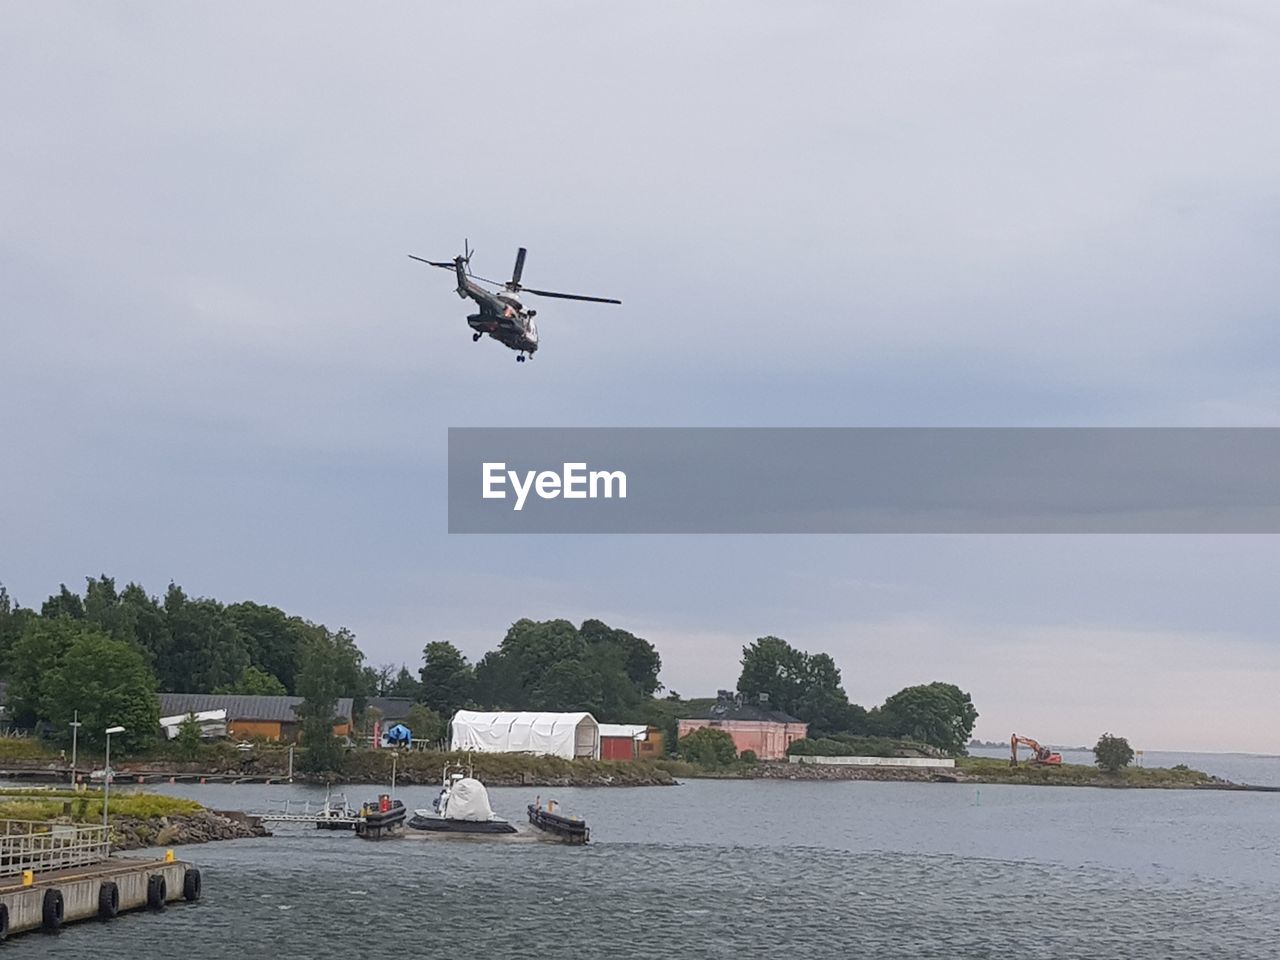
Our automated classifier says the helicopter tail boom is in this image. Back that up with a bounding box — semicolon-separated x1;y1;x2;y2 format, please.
454;257;470;298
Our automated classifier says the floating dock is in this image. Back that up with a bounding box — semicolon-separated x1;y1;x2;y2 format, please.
0;819;199;940
527;802;589;844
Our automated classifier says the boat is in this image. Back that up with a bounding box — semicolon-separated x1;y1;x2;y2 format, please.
356;793;406;840
527;798;589;844
407;763;517;835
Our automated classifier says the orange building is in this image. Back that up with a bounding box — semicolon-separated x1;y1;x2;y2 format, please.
157;693;354;742
677;691;807;760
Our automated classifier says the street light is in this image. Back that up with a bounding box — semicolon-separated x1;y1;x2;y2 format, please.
69;711;82;785
103;725;125;851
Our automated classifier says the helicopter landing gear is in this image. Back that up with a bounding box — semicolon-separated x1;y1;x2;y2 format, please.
472;332;482;342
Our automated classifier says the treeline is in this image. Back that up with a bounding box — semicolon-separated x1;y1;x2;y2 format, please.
735;636;978;754
1;576;978;761
376;617;663;725
0;577;364;755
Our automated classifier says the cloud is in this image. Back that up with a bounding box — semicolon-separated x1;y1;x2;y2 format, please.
3;3;1279;754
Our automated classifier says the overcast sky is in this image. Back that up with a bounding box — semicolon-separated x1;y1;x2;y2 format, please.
3;3;1279;751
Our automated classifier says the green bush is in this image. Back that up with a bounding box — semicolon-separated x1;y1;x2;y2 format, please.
1093;733;1135;773
677;727;737;767
787;736;901;758
739;749;758;764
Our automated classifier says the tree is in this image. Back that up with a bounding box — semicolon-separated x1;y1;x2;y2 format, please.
295;628;361;773
0;583;35;669
161;585;249;692
365;663;397;697
4;617;82;727
580;619;662;697
878;682;978;755
217;665;288;697
404;703;445;744
1093;733;1135;772
175;713;204;760
420;641;476;718
41;584;85;620
677;726;738;767
226;601;311;694
794;652;855;733
40;629;159;753
737;636;856;732
471;619;662;719
118;582;169;669
387;666;422;700
737;636;807;714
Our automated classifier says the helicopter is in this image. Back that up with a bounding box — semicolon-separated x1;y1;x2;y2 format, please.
408;241;621;361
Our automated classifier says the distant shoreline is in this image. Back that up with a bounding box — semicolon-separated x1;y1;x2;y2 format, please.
3;755;1276;792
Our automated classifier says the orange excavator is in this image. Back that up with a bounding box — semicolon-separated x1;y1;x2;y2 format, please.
1010;734;1063;766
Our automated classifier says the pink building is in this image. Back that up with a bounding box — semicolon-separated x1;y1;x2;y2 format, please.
678;691;808;760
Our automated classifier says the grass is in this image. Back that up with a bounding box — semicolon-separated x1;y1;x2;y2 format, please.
0;737;57;761
343;748;675;784
956;756;1214;786
0;788;203;822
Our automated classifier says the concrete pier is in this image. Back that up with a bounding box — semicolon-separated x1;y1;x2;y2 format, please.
0;856;197;938
0;818;199;940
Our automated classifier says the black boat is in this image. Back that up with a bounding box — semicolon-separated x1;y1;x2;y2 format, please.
356;795;407;840
406;763;518;836
527;800;589;844
407;813;516;834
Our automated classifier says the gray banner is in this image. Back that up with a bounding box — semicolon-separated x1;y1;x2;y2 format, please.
447;428;1280;533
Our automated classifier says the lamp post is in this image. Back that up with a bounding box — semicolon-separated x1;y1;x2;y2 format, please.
69;711;82;785
103;725;125;852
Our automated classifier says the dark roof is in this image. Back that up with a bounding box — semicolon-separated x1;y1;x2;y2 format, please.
693;698;803;725
367;697;415;722
158;693;354;724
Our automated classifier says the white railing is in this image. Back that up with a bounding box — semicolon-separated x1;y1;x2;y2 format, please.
0;819;110;876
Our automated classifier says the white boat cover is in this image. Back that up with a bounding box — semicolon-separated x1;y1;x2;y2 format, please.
443;777;497;821
450;710;600;760
158;709;228;740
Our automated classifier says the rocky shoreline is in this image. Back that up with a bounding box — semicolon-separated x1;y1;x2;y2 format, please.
108;809;271;850
4;757;1272;792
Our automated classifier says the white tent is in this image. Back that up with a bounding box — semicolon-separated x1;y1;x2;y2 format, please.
450;710;600;760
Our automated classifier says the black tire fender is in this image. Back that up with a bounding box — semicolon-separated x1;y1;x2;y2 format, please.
99;880;120;918
147;873;167;909
42;888;64;931
183;867;202;902
0;902;10;940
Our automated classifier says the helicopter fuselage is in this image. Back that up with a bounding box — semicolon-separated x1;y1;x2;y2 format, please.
454;260;538;355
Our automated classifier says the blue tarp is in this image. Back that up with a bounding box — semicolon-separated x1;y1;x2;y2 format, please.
383;723;412;745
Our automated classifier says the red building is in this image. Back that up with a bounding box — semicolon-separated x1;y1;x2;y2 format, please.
677;691;807;761
598;723;664;760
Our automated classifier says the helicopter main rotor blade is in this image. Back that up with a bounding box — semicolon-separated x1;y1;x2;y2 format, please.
522;287;621;304
511;247;527;286
407;254;458;269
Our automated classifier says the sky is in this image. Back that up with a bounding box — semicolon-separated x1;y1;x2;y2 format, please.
2;2;1279;752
